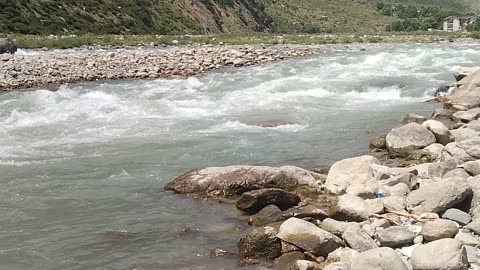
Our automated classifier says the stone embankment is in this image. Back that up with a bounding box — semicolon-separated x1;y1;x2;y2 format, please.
165;68;480;269
0;45;318;91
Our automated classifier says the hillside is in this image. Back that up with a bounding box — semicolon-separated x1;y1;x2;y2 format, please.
0;0;476;35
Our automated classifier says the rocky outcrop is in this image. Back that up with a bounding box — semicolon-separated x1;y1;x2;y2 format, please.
164;165;322;201
386;123;436;157
0;38;17;54
324;155;378;195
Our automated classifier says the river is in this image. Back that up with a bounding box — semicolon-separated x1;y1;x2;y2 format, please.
1;43;479;270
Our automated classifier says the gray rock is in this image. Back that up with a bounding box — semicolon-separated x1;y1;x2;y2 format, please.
277;217;344;257
280;204;329;222
452;108;480;123
350;247;409;270
327;247;358;265
320;218;352;237
421;219;459;241
386;123;436;157
443;168;470;180
459;137;480;160
236;188;301;214
0;38;17;54
402;113;427;124
444;142;475;163
466;222;480;236
384;182;410;197
428;160;457;179
464;245;480;266
443;209;472;226
370;135;387;150
376;226;415;247
382;196;406;212
324;155;378;195
365;199;385;215
422;120;454;145
463;160;480;176
424;143;445;160
342;225;378;252
411;238;468;270
455;231;479;247
381;173;418;190
432;108;452;119
275;251;305;270
406;178;471;214
165;165;322;201
330;194;369;222
451;127;479;142
237;225;282;260
249;205;283;226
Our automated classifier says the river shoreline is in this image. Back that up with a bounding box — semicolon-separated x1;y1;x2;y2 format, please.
0;45;321;91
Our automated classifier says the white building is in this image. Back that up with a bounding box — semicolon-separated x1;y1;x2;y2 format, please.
443;16;476;32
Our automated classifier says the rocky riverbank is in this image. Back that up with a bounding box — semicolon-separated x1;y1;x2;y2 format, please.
0;45;318;91
164;68;480;269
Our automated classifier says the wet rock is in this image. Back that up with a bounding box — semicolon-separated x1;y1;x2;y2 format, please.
386;123;436;158
236;188;301;214
406;178;471;214
422;120;454;145
209;247;235;258
351;247;409;270
330;194;369;222
249;205;283;226
324;155;378;195
421;219;459;241
0;38;17;54
276;217;344;257
434;85;452;97
443;209;472;226
411;238;468;270
342;225;378;252
402;113;427;124
370;135;387;150
237;225;282;260
376;226;415;247
165;165;322;201
275;251;305;270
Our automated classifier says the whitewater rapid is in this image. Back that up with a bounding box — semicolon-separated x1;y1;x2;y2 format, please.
1;43;479;270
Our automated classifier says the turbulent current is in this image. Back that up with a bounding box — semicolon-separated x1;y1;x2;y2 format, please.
1;43;479;269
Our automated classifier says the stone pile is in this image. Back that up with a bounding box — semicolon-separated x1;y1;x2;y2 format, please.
163;68;480;269
0;45;317;91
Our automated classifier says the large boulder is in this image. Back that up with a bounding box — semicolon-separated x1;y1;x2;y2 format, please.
236;188;300;214
452;108;480;123
406;178;471;214
0;38;17;54
237;225;282;260
386;123;436;157
324;155;378;195
350;247;409;270
164;165;322;201
411;239;468;270
276;217;344;257
376;226;415;247
448;69;480;108
421;219;459;241
422;120;454;145
330;194;369;222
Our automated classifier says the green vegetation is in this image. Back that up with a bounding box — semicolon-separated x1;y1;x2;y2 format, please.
0;0;478;36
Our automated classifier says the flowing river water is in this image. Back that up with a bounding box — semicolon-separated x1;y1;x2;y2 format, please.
1;43;479;270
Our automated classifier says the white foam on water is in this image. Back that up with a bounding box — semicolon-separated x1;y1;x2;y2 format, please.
199;121;308;133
